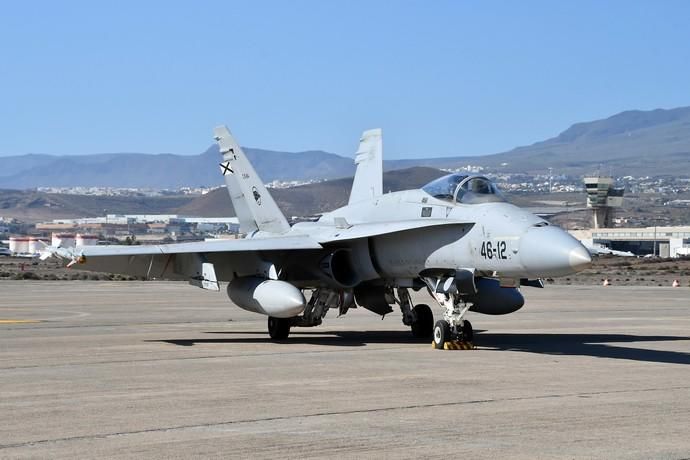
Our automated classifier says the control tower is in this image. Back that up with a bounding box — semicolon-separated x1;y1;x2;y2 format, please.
584;176;624;228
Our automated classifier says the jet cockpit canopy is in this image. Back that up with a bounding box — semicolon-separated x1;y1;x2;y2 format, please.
421;173;506;204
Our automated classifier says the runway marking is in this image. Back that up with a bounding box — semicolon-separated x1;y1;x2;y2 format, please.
2;385;690;450
33;309;91;321
0;319;40;324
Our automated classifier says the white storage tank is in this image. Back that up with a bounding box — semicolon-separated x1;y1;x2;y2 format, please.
52;233;76;248
28;237;49;254
9;237;30;255
76;234;99;247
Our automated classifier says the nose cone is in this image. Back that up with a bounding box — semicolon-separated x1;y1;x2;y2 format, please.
519;226;592;277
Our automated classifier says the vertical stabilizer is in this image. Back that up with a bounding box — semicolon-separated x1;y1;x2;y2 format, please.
348;128;383;205
214;126;291;234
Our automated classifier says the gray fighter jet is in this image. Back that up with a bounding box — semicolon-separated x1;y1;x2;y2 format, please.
41;126;591;348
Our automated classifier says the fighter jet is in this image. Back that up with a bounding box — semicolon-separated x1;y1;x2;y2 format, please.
41;126;591;348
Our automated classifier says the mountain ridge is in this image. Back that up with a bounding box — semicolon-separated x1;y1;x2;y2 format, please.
1;106;689;189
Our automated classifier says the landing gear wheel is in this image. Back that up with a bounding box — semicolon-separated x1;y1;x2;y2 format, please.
411;304;434;339
267;316;291;340
461;320;473;342
433;320;451;349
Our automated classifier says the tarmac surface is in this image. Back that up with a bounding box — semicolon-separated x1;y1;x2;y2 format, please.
1;281;690;459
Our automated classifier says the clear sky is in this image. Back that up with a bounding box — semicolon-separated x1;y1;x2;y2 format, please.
1;0;689;159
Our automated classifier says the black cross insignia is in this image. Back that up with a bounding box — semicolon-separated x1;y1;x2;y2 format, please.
219;161;234;176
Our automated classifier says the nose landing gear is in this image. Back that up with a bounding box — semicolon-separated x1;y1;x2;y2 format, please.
424;276;475;350
433;319;473;349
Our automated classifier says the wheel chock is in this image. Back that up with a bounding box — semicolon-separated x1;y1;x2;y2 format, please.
431;340;475;350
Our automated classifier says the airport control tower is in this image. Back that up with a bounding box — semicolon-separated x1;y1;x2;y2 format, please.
584;176;624;228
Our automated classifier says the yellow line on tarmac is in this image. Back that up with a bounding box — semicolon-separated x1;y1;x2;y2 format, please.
0;319;41;324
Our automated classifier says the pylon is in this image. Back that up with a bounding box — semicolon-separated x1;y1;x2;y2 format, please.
672;279;680;288
603;279;610;286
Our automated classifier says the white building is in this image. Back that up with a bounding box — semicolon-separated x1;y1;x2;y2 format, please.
570;226;690;258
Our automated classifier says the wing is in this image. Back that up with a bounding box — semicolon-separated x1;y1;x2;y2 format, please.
65;235;321;257
313;219;472;244
42;235;322;291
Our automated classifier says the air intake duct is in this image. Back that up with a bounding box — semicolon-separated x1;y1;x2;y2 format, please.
320;249;361;288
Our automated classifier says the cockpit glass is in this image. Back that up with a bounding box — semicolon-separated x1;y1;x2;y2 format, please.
456;177;506;203
422;174;506;204
421;174;468;200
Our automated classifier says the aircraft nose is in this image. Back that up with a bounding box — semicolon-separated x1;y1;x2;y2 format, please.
519;226;592;277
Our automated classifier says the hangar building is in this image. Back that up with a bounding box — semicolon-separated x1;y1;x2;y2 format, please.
570;227;690;258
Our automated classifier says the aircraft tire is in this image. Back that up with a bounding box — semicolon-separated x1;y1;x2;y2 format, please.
268;316;291;340
411;304;434;338
433;320;450;349
461;320;473;342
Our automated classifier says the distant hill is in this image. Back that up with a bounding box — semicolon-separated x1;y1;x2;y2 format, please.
2;106;689;189
473;106;690;175
178;166;447;218
390;107;690;175
0;146;355;189
0;167;446;222
0;189;195;222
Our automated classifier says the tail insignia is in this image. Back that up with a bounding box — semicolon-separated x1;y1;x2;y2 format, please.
219;161;234;176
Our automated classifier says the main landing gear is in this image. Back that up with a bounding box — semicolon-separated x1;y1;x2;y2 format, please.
394;287;434;339
267;288;355;340
268;316;291;340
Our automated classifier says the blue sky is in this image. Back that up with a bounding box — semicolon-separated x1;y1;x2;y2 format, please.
1;0;689;159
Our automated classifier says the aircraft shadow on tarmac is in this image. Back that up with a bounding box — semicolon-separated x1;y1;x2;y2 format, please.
479;333;690;366
151;331;690;365
153;330;426;348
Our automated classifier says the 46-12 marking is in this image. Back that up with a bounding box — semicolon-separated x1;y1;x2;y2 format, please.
480;240;508;260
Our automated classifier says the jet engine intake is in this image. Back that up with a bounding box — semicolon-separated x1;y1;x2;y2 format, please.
227;277;306;318
467;278;524;315
320;249;361;288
